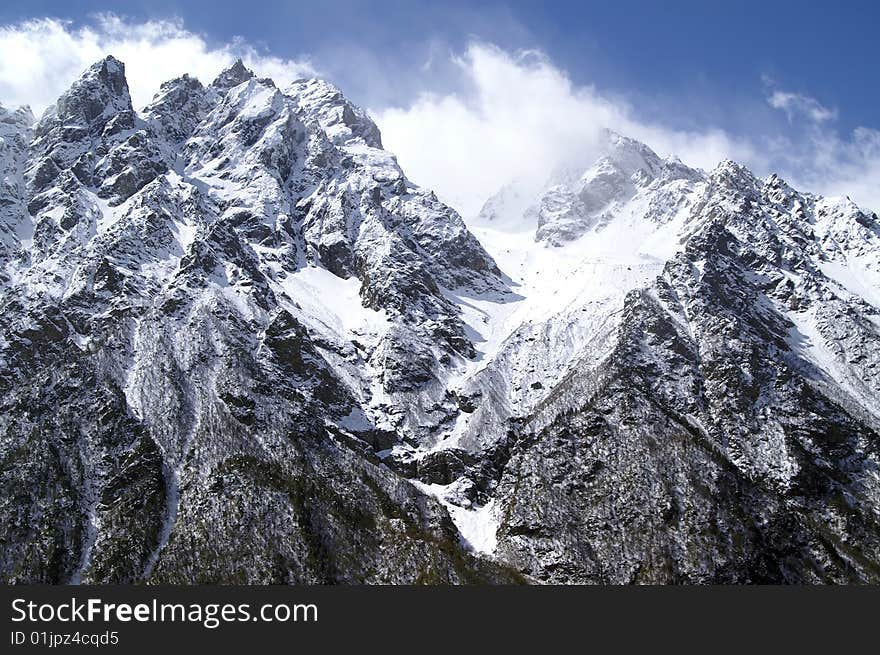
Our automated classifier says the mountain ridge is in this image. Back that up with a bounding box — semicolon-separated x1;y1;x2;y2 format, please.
1;57;878;583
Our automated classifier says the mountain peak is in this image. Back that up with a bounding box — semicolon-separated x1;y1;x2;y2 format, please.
82;55;129;98
36;55;132;133
286;77;383;148
143;74;210;145
211;58;255;89
709;158;760;191
599;129;663;175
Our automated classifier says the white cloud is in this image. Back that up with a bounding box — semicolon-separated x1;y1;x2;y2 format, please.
779;126;880;213
374;43;758;216
0;15;876;216
376;43;879;216
762;84;879;212
0;14;316;116
767;89;837;123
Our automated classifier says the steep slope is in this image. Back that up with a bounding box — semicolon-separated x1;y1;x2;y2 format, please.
0;105;34;283
440;131;707;454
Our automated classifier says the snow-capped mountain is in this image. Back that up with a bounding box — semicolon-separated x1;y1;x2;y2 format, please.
1;58;878;583
462;132;880;582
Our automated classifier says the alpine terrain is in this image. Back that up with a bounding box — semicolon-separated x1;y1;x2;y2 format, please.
1;58;878;584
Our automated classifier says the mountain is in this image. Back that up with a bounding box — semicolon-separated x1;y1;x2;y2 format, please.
466;133;880;582
0;57;516;584
1;59;878;584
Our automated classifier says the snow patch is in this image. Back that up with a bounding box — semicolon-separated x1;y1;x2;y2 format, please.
820;259;880;309
411;480;499;554
276;266;390;340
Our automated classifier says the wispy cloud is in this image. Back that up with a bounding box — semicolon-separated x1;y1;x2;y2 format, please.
0;14;316;115
767;88;837;123
374;43;758;216
761;78;878;211
376;43;879;215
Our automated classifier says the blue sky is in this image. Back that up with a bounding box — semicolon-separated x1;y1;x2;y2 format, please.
0;1;877;213
2;1;876;132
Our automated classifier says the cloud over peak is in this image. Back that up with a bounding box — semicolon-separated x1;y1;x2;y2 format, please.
376;43;879;215
375;43;760;216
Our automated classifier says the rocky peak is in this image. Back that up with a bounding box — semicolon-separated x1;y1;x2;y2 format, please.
25;56;167;214
286;78;383;148
478;129;704;245
211;58;255;90
145;74;205;111
143;74;210;145
710;158;759;191
600;129;664;181
36;56;132;138
530;131;691;244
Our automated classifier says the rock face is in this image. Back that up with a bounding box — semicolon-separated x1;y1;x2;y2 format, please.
0;104;34;282
1;58;878;584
